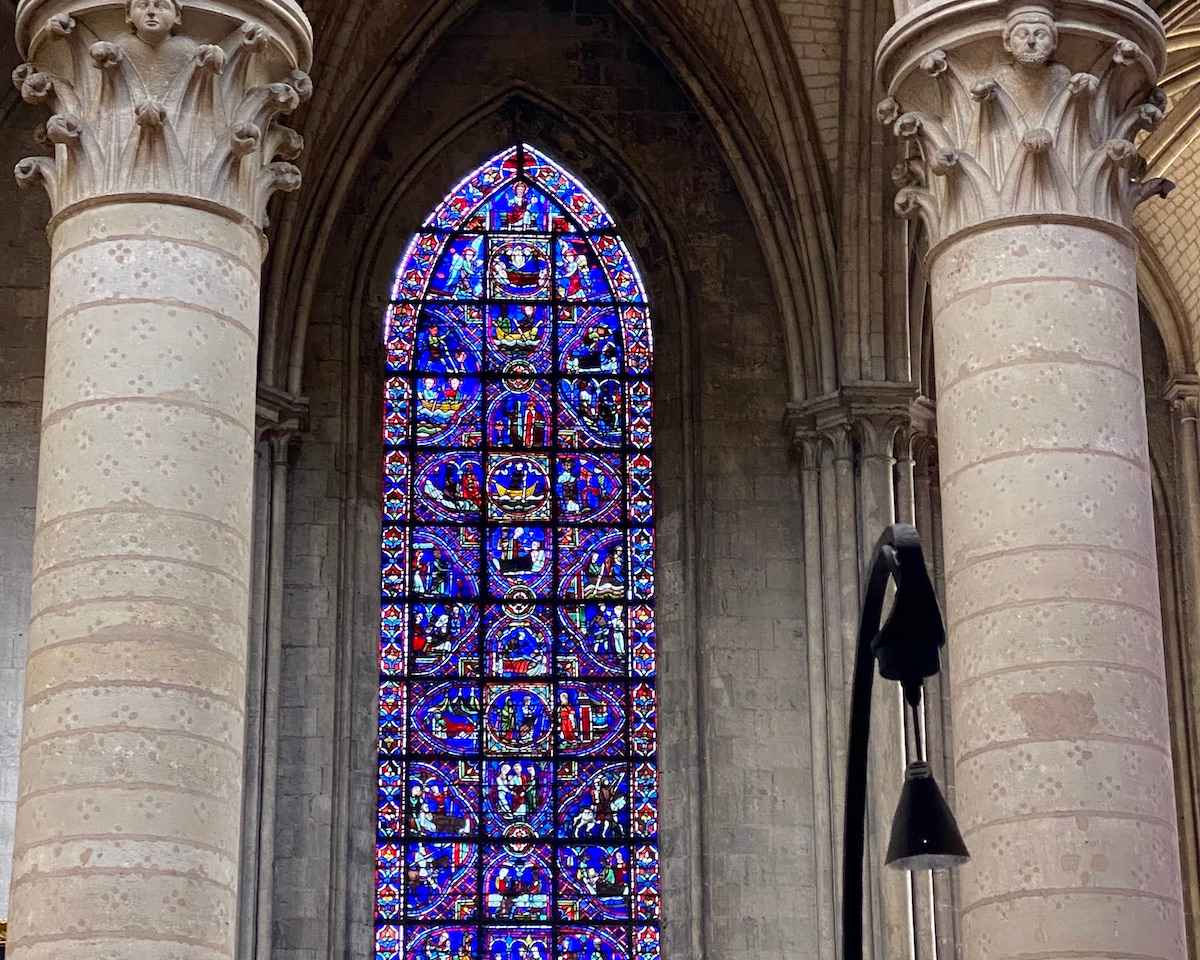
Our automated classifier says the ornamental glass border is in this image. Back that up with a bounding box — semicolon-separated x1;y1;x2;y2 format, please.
376;143;660;960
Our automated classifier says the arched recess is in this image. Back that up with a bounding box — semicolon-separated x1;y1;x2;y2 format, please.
259;6;813;958
258;0;837;407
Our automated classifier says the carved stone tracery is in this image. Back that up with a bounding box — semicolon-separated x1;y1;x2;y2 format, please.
876;1;1172;245
12;0;312;227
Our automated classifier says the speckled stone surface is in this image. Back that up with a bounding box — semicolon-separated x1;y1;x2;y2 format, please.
932;220;1186;960
8;202;261;960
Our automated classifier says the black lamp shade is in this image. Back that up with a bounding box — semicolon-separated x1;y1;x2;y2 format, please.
886;761;970;871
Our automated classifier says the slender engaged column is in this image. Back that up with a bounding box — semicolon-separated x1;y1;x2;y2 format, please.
9;1;311;956
877;4;1185;960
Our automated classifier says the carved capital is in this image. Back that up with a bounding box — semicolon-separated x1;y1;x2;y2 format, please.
876;0;1170;246
256;380;309;442
1166;375;1200;425
786;382;920;462
13;0;312;229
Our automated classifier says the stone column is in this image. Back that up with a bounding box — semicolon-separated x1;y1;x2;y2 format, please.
877;4;1186;960
8;1;311;957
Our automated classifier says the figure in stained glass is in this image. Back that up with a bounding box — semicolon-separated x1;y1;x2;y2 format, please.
558;762;628;839
488;380;552;449
560;307;622;374
555;238;606;301
408;926;478;960
558;604;626;677
485;760;553;837
483;845;553;920
378;144;657;960
558;378;622;448
556;682;626;757
430;236;486;299
555;454;621;523
491;181;548;231
487;455;551;522
488;305;552;370
490;238;551;299
556;846;631;920
484;683;553;755
485;928;552;960
406;841;479;920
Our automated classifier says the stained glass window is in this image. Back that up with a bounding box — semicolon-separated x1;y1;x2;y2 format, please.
377;144;659;960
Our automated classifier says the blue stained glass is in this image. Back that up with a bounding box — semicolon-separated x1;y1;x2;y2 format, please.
408;760;481;837
633;845;660;920
429;236;487;300
484;927;551;960
485;603;553;677
406;926;477;960
487;305;552;371
414;305;484;374
489;237;552;300
555;237;608;301
414;453;483;523
557;604;627;677
426;146;519;230
415;376;482;448
484;759;554;837
377;922;403;960
484;683;553;755
405;841;479;920
557;528;625;600
408;682;481;756
486;454;552;523
485;180;552;232
556;846;631;920
379;145;656;955
559;306;623;375
632;762;657;838
482;844;554;920
410;527;480;599
487;526;553;598
559;927;630;960
557;682;627;757
556;454;622;524
411;603;480;677
558;378;623;449
557;761;629;840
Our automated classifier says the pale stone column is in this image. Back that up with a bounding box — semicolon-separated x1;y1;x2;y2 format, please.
877;4;1185;960
8;1;311;956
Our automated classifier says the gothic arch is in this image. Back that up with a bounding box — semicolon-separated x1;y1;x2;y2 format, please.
259;0;838;406
326;87;707;959
268;13;813;947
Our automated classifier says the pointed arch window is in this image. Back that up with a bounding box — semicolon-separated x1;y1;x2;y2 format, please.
376;144;659;960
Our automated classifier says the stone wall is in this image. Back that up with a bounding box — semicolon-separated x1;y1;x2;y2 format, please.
0;83;50;916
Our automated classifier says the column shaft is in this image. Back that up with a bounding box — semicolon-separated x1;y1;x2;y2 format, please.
931;220;1185;960
11;201;261;960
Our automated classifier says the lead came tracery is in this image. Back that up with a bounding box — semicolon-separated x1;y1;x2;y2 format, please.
376;144;660;960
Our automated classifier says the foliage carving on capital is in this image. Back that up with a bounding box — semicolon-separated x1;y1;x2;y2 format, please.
13;0;311;226
878;3;1172;245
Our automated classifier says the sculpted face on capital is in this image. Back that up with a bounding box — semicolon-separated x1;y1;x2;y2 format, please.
126;0;182;47
1004;11;1057;66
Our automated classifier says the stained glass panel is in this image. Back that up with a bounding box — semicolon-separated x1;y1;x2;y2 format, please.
379;144;657;960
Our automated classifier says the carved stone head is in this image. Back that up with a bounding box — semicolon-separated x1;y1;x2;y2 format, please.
125;0;182;46
1003;5;1057;66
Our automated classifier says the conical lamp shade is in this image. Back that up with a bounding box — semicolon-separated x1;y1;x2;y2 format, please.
886;761;970;871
